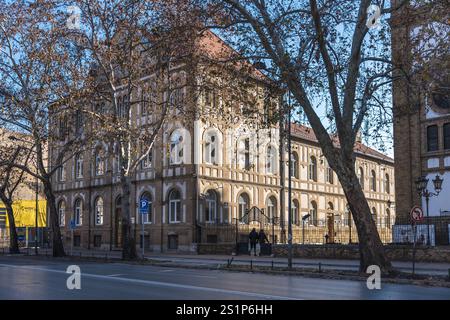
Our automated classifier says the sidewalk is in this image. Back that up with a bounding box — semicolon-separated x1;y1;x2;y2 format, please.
11;247;450;277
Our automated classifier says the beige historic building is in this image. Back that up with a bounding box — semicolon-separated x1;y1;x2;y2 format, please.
50;31;396;252
391;1;449;244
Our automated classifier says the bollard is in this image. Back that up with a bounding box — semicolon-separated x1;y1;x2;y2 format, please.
448;269;450;281
318;262;322;273
250;260;253;270
271;260;274;270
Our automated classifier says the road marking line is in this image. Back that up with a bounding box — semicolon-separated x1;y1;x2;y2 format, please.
0;263;298;300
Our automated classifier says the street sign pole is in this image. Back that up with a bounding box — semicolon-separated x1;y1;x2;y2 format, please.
410;206;424;277
139;199;149;260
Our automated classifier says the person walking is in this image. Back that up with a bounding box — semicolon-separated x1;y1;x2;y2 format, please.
249;228;259;256
259;229;268;244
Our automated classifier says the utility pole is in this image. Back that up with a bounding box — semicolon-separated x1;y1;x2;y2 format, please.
287;92;293;269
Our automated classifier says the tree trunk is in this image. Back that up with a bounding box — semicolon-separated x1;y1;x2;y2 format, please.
3;200;19;254
43;181;65;257
338;166;393;274
121;176;137;260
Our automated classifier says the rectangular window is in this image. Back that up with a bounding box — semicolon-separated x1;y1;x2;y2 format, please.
73;235;81;247
93;235;101;248
168;235;178;249
444;123;450;150
427;125;439;151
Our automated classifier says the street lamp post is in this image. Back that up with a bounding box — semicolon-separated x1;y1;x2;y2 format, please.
415;175;443;246
35;175;38;255
302;214;310;245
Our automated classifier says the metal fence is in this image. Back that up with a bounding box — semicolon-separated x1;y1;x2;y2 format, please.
393;216;450;246
198;218;394;245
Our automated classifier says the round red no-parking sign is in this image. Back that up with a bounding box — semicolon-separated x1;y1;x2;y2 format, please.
410;206;424;222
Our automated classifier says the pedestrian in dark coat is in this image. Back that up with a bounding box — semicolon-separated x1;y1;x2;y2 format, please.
249;228;259;255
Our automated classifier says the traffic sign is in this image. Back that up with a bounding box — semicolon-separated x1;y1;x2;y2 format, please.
410;206;424;222
70;219;76;230
140;199;149;215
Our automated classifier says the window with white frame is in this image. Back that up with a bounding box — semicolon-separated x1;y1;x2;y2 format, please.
326;161;334;184
308;156;317;181
140;192;152;223
204;132;218;165
292;199;299;225
205;190;217;223
266;196;277;220
95;197;104;225
290;152;299;178
169;130;184;165
169;189;182;223
75;153;83;179
74;199;82;226
266;145;277;174
237;138;251;169
238;193;250;220
58;201;66;227
310;201;318;226
95;148;105;176
141;146;152;169
371;170;377;191
358;167;364;189
57;164;66;182
385;173;390;194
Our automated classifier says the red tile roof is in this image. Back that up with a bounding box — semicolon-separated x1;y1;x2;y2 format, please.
291;123;394;163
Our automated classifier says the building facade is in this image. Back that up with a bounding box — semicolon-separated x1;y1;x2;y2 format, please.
392;1;449;244
50;32;396;252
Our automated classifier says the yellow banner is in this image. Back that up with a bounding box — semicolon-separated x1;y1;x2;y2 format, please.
0;200;47;228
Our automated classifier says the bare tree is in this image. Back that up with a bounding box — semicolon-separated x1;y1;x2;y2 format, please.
195;0;448;273
62;0;209;259
0;130;35;254
0;1;90;256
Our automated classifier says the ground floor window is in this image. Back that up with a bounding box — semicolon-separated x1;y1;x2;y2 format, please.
73;235;81;247
168;235;178;249
93;235;102;247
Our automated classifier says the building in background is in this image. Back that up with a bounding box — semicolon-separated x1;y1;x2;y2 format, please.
0;128;47;248
392;1;449;245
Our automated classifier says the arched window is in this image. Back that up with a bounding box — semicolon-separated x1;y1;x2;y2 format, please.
358;167;364;189
141;145;153;169
266;145;277;174
266;196;277;220
238;193;250;220
427;125;439;151
57;164;66;182
310;201;318;226
309;156;317;181
205;190;217;223
169;189;182;223
204;131;218;165
237;138;251;169
290;152;299;178
385;173;390;194
386;208;391;229
58;200;66;227
292;199;299;225
140;192;152;223
326;162;334;184
95;148;105;176
74;199;83;226
75;153;83;179
169;130;185;165
371;207;377;225
371;170;377;191
95;197;104;225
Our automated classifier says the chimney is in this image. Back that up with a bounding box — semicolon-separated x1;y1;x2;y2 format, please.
356;131;362;143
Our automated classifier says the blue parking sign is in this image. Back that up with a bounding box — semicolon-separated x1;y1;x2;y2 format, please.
70;219;76;230
140;199;149;215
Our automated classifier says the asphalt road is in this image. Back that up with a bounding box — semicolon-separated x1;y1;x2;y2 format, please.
0;256;449;300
